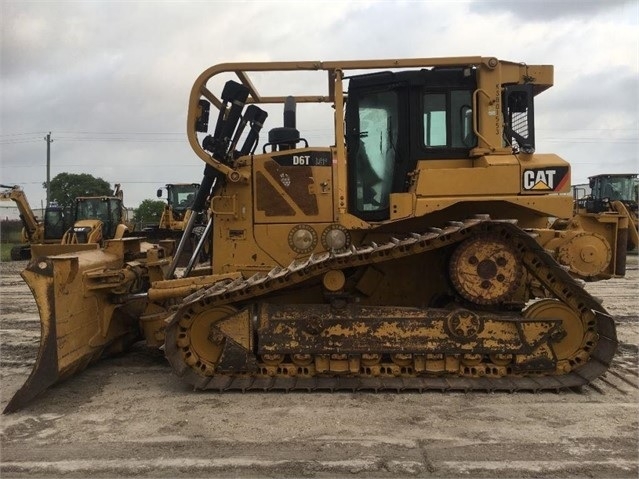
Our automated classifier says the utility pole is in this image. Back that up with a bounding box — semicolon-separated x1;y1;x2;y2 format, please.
44;132;53;205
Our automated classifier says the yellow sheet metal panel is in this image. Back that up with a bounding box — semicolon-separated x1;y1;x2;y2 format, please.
389;193;415;220
414;161;520;197
413;194;573;221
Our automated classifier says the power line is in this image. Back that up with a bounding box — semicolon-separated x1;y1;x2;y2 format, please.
54;137;185;143
54;131;183;135
536;127;638;131
0;131;49;137
539;138;638;143
1;130;183;136
0;138;44;144
0;137;185;144
2;163;202;168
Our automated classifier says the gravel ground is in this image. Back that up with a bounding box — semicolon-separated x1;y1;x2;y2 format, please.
1;256;637;478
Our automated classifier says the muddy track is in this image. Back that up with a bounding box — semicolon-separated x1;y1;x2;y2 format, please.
166;219;617;392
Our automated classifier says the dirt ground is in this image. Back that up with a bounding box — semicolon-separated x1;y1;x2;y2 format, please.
0;256;637;478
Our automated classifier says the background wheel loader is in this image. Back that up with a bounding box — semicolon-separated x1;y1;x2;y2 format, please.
156;182;201;232
141;183;209;264
572;173;638;252
5;56;620;413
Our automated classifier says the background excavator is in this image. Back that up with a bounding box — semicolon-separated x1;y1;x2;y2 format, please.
5;56;620;413
0;184;69;260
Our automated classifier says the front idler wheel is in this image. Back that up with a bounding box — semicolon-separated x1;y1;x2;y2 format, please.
173;305;238;376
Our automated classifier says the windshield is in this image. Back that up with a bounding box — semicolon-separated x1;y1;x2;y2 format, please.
169;184;199;211
76;199;109;222
75;198;122;237
595;176;638;202
44;209;66;240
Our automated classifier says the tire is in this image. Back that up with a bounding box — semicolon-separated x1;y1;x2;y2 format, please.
10;245;28;261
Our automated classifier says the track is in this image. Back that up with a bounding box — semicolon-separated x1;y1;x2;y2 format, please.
1;256;636;479
164;218;618;392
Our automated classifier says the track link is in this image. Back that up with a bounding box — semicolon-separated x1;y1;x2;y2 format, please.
164;218;618;392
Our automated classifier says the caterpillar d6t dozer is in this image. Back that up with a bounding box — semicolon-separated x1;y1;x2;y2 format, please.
5;56;620;413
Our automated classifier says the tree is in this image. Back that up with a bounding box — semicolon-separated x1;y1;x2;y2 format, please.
45;173;112;213
134;199;165;227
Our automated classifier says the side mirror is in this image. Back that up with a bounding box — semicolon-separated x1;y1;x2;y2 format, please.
156;189;162;198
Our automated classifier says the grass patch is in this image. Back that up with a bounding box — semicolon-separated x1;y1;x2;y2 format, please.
0;243;20;262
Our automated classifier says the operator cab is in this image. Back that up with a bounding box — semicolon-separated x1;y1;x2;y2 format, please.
43;204;69;241
582;173;639;213
73;197;124;239
345;67;536;222
159;183;200;215
345;68;477;221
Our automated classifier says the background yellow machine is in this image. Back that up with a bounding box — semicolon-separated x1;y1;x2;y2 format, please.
29;184;133;257
142;182;209;264
5;57;619;413
0;185;68;260
573;173;638;252
156;182;201;232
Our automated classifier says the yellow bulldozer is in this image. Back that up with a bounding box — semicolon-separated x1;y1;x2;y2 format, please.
5;56;621;413
0;184;69;260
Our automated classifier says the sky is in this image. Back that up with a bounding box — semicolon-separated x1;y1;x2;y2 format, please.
1;0;638;212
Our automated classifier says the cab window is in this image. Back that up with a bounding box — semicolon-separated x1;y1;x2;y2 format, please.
352;90;399;216
423;90;475;149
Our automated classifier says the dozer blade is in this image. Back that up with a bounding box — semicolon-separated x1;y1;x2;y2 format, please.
4;251;144;414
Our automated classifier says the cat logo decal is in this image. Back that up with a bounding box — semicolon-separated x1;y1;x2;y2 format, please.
522;167;569;191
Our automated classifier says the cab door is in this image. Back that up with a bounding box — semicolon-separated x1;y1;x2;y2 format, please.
345;77;407;222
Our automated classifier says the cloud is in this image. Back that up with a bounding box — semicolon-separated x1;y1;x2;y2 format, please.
468;0;634;21
1;0;638;211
